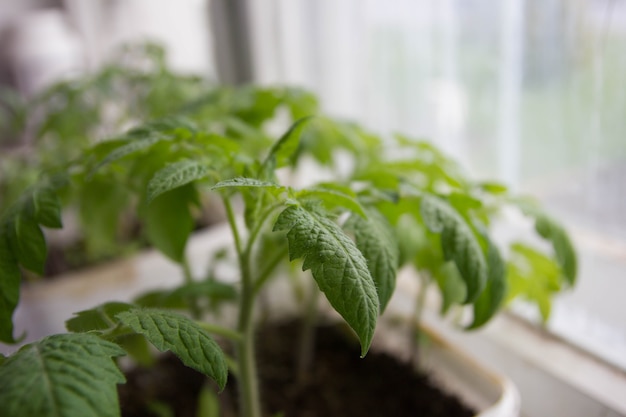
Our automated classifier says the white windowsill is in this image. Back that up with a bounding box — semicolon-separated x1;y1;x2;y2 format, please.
389;270;626;417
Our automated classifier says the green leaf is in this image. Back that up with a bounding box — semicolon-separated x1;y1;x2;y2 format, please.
534;215;577;286
66;302;135;333
0;236;20;343
392;211;426;267
284;87;319;120
115;333;154;367
32;187;63;228
273;205;379;355
296;186;366;218
344;208;398;312
210;177;284;192
78;176;128;257
116;309;227;390
514;200;577;286
147;159;210;203
263;116;314;169
477;181;508;195
0;181;65;341
420;194;487;303
231;86;282;127
142;184;195;263
134;281;237;310
8;212;46;275
448;192;482;212
127;117;196;138
0;333;125;417
92;135;166;174
173;281;237;302
223;117;266;141
506;243;562;321
468;242;507;329
433;262;466;313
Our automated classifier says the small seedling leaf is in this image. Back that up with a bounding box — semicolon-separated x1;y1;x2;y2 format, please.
8;212;46;275
264;116;314;168
534;215;577;286
92;134;166;174
147;159;210;203
0;333;126;417
477;181;508;195
420;194;487;303
32;187;63;228
134;281;237;309
78;177;128;257
468;241;507;329
142;184;195;264
210;177;284;192
506;243;562;321
514;199;578;286
284;87;319;120
66;302;135;333
117;309;228;390
273;205;379;356
0;181;65;342
433;262;466;313
344;208;398;312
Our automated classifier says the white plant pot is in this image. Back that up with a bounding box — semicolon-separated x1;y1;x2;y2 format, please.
374;317;520;417
3;224;520;417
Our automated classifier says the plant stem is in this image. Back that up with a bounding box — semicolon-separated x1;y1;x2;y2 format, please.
296;279;320;382
196;322;243;342
252;248;287;295
223;196;243;255
223;195;262;417
182;258;201;319
247;202;282;248
236;256;261;417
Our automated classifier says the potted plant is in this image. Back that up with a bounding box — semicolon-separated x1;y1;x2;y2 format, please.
0;80;576;416
0;43;222;272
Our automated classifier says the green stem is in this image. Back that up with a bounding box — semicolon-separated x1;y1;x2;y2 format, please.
246;202;283;249
99;324;133;340
252;248;287;295
196;322;243;342
223;195;261;417
296;280;320;382
236;255;261;417
182;258;202;319
224;354;240;377
223;196;243;256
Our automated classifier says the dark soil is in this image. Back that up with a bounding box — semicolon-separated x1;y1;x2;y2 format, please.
119;320;475;417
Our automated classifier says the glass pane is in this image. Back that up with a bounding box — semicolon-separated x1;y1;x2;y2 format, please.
248;0;626;369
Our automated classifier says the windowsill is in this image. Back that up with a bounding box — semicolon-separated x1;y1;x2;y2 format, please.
389;270;626;417
471;311;626;415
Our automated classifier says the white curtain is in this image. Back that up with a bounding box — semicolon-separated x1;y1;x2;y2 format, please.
247;0;626;369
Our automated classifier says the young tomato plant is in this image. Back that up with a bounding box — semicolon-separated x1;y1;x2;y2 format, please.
0;86;576;417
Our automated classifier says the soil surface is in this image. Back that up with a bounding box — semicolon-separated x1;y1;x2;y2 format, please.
120;320;475;417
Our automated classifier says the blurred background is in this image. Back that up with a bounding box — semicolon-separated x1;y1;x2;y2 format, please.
0;0;624;394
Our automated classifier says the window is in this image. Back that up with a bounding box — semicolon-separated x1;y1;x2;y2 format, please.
247;0;626;372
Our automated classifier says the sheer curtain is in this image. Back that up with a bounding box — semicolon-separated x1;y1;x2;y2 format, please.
246;0;626;369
